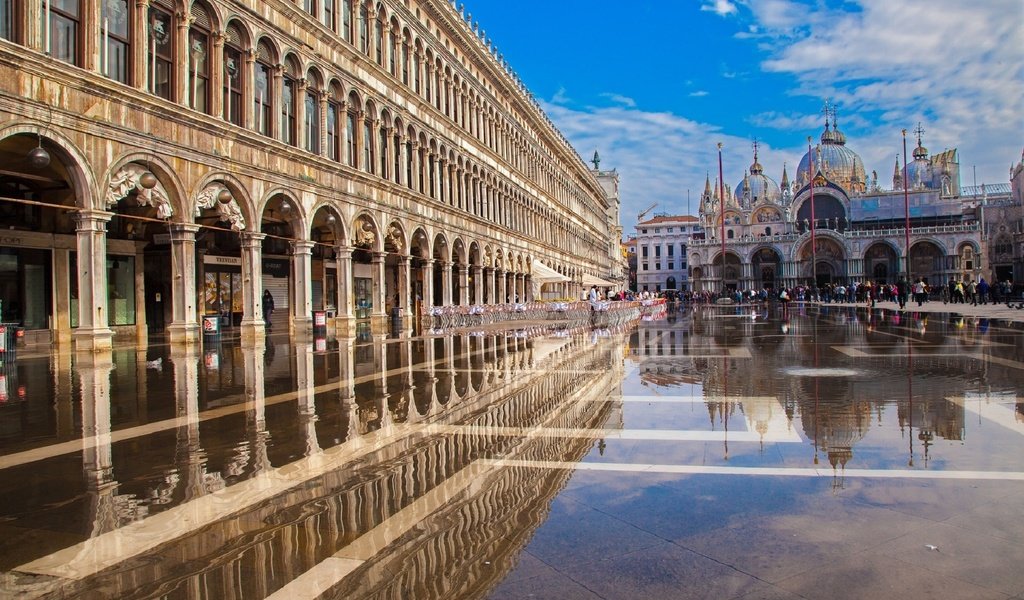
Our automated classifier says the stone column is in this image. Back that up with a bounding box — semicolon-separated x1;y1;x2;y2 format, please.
472;265;483;305
73;210;114;352
458;265;470;305
410;141;421;193
271;64;283;141
174;12;193;105
319;91;330;158
439;261;452;306
132;0;151;90
422;260;435;307
168;223;200;344
335;245;356;333
210;31;225;118
240;232;266;341
371;251;386;319
290;239;314;334
83;0;100;72
397;254;410;316
294;78;308;149
243;48;256;130
486;267;495;304
498;270;508;303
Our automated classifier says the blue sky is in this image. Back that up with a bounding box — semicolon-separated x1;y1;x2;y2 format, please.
463;0;1024;228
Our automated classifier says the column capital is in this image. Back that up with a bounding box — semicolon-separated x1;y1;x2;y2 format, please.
74;209;114;228
168;222;202;238
240;232;266;247
291;239;316;254
371;251;387;262
334;245;353;259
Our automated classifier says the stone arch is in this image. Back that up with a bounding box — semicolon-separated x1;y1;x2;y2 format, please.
191;171;254;229
0;121;97;210
102;152;185;220
352;212;381;252
258;188;306;237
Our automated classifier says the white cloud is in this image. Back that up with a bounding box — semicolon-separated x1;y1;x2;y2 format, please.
551;86;571;105
689;90;710;97
540;101;775;228
599;93;638;107
701;0;739;17
753;0;1023;184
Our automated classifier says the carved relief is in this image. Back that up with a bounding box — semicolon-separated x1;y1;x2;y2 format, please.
195;184;246;231
106;164;174;219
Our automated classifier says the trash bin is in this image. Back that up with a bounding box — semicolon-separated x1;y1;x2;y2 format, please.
202;315;220;337
0;324;18;357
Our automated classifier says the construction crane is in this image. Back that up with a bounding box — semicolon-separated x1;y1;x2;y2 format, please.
637;202;657;223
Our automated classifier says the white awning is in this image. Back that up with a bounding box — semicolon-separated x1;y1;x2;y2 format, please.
531;260;570;284
582;274;617;287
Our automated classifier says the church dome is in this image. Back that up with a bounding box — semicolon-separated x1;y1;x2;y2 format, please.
735;145;782;205
796;122;866;192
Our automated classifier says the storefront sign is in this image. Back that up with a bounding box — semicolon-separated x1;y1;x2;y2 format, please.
204;255;242;266
263;258;289;278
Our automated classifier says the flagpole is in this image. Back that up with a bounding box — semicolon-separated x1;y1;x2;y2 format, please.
808;136;816;287
717;142;726;292
902;129;911;280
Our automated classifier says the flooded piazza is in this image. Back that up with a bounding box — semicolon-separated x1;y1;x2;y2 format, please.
0;305;1022;600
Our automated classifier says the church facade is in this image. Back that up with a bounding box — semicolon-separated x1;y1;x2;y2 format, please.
689;114;987;293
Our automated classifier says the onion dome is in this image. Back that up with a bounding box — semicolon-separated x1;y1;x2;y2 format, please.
735;143;781;205
902;124;933;189
797;111;866;193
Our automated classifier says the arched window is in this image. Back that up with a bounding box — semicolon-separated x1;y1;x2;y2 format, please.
1;1;18;42
254;41;274;136
346;94;359;168
48;0;81;66
305;73;322;154
388;24;397;75
281;58;299;146
102;0;130;84
378;114;389;178
148;0;174;100
324;0;335;31
188;3;212;114
362;107;374;174
727;229;734;239
428;149;436;198
404;129;414;189
326;86;341;161
412;47;421;94
400;36;410;85
222;23;245;126
358;2;368;54
374;8;384;66
424;51;432;102
341;0;352;42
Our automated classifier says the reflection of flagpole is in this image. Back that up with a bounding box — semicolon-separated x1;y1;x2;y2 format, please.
808;136;816;287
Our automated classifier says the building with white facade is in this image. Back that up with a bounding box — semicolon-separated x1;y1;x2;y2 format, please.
634;214;701;293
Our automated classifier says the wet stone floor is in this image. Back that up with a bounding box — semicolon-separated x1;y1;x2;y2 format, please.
0;305;1022;600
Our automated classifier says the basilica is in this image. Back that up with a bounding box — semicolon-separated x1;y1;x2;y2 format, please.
690;111;988;293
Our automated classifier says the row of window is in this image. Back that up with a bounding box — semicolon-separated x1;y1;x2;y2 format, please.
641;262;687;272
640;244;687;259
1;0;606;260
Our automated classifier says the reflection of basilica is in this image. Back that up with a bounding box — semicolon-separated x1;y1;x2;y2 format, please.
5;329;626;599
690;109;986;291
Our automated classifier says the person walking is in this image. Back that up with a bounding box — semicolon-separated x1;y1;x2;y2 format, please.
913;279;926;307
262;289;275;331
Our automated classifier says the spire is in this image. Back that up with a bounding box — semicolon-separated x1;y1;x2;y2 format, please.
892;155;902;190
781;162;790;188
750;139;764;174
703;172;712;196
591;150;601;170
912;122;928;160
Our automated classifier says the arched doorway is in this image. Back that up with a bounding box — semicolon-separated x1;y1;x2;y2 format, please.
798;237;846;286
908;240;944;287
864;242;899;284
309;205;345;318
712;252;742;291
752;247;782;290
260;194;300;331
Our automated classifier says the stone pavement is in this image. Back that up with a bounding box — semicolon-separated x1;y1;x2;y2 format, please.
808;299;1024;324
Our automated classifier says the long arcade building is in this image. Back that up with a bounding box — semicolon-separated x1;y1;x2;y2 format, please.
0;0;617;349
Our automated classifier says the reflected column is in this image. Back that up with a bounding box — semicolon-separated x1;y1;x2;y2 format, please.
295;341;321;456
372;333;391;428
171;345;210;502
79;352;121;536
242;340;271;473
338;336;359;442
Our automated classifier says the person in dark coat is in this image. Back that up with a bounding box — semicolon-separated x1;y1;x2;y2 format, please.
262;289;275;330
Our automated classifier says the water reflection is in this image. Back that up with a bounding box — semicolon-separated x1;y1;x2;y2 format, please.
0;305;1020;599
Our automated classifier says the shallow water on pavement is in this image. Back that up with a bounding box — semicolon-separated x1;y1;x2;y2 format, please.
0;304;1022;600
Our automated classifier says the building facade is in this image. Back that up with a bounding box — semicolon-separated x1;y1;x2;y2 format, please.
690;115;990;293
0;0;617;349
634;215;701;293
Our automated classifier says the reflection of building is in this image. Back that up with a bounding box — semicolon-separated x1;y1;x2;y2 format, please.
0;0;618;349
634;215;701;292
689;110;993;291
